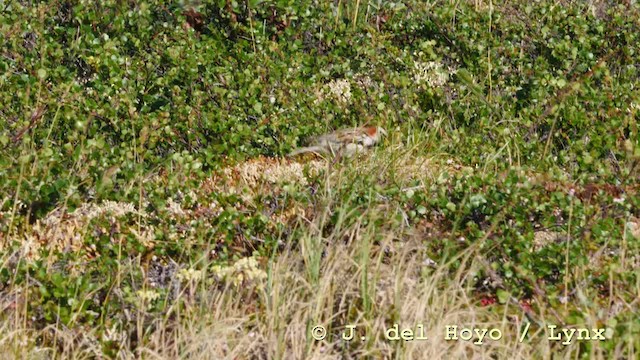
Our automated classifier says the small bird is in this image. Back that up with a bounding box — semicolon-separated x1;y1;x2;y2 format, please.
288;126;386;158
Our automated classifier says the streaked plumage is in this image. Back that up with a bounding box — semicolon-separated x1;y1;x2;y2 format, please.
288;126;386;157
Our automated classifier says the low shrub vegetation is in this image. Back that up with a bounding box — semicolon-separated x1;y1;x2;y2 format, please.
1;0;639;358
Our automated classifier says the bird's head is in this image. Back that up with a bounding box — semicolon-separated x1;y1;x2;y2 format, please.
365;126;387;142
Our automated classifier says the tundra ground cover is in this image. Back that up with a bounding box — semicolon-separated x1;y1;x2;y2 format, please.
1;1;639;358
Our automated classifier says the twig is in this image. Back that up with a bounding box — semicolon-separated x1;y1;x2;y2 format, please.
9;106;47;145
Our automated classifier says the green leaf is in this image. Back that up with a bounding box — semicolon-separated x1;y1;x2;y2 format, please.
253;101;263;114
496;289;509;304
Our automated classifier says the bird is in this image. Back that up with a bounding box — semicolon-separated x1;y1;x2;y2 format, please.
288;126;386;158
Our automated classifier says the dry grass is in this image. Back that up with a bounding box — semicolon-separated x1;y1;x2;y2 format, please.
0;225;622;359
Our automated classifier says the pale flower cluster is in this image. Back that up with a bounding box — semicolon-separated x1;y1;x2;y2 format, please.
533;230;564;251
315;78;352;104
353;73;375;89
130;228;156;248
263;161;315;186
224;158;323;187
177;267;204;282
18;200;146;261
165;190;200;218
101;324;127;343
165;198;186;217
413;61;450;89
136;289;160;303
42;200;145;227
212;256;267;287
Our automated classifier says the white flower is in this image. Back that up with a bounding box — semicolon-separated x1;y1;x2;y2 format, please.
137;289;160;302
177;268;204;282
212;256;267;287
413;61;449;88
315;79;352;104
